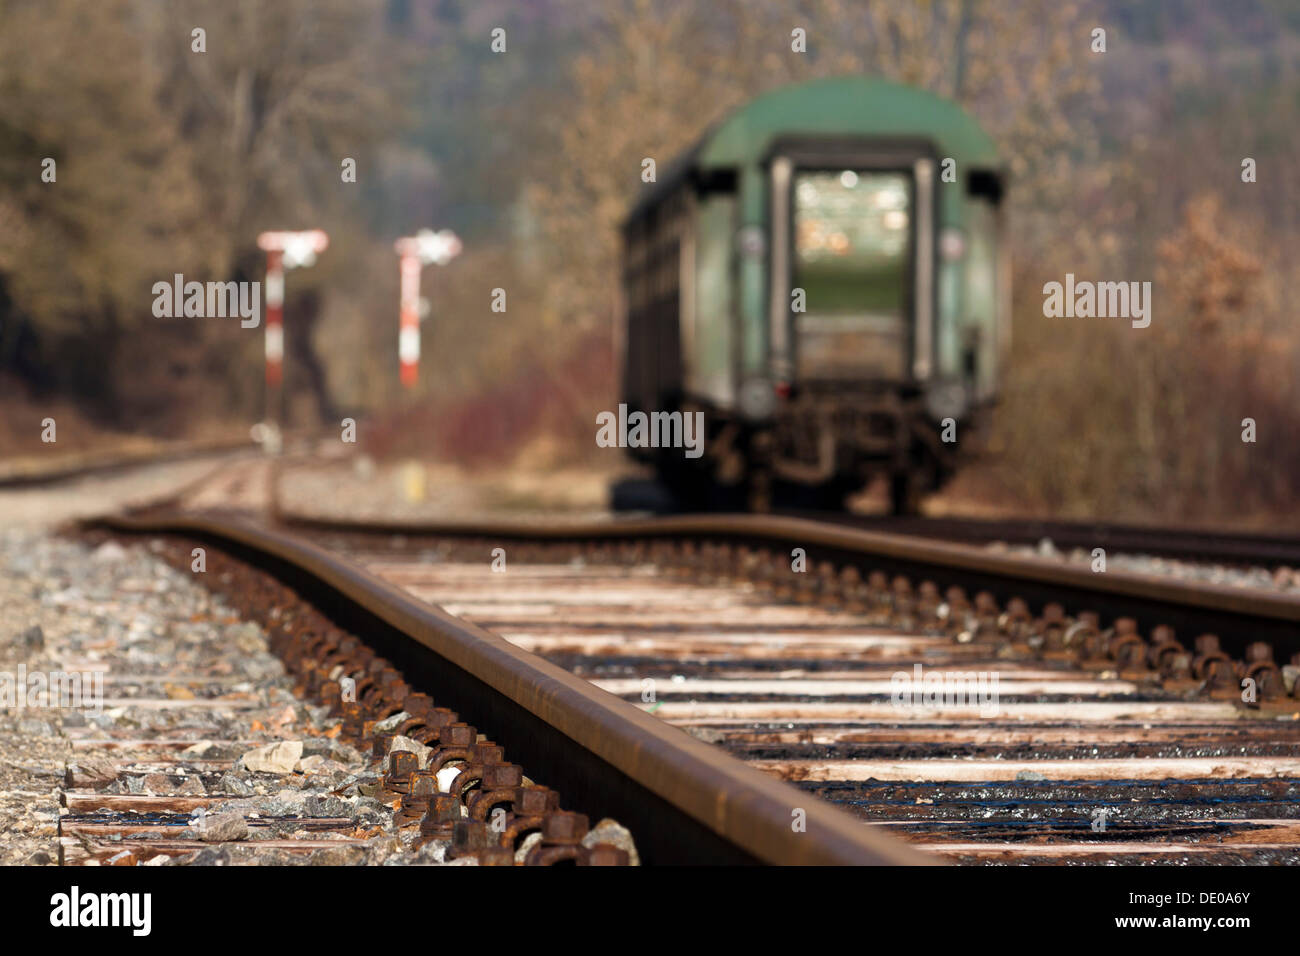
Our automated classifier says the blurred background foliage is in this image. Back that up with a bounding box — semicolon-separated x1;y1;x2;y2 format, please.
0;0;1296;521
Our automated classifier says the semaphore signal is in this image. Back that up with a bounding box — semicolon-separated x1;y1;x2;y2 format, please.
255;229;329;431
393;229;462;388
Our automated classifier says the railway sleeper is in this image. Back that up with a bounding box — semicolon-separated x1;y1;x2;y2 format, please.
470;533;1300;704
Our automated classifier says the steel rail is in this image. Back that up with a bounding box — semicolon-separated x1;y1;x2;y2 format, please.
273;510;1300;661
85;510;930;866
0;436;260;489
784;511;1300;568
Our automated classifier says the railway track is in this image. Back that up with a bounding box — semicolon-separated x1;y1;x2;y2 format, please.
83;505;1300;865
84;512;917;865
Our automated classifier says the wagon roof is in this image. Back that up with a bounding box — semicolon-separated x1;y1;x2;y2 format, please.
626;76;999;225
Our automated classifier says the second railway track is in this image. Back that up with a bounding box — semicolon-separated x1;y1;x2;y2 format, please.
800;511;1300;572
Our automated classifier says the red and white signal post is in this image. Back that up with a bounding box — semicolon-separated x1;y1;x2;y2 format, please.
255;230;329;431
393;229;462;388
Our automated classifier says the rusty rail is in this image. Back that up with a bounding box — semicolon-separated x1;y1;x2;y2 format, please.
785;511;1300;569
0;435;260;489
272;510;1300;664
84;510;929;866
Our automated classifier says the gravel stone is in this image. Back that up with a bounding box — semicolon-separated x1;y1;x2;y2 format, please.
240;740;304;774
16;625;44;653
197;811;249;843
386;734;431;768
582;818;641;866
372;712;410;734
1000;539;1300;594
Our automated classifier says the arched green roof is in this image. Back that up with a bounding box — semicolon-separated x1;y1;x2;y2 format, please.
698;75;999;168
